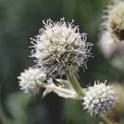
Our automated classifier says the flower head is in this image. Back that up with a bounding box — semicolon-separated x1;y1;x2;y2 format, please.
102;0;124;42
83;81;116;116
98;31;117;57
31;18;92;77
18;68;46;95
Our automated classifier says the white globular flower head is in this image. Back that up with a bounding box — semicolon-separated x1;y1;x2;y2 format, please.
102;0;124;41
83;81;116;116
31;18;92;77
18;68;46;95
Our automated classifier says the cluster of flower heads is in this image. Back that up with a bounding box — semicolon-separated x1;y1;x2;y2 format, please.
18;18;92;96
18;18;116;116
99;0;124;57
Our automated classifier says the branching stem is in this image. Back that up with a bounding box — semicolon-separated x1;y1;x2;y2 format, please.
67;71;84;97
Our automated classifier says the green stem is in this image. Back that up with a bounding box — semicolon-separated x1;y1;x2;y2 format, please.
67;71;84;97
98;116;114;124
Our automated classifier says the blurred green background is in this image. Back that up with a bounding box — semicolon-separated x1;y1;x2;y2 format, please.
0;0;124;124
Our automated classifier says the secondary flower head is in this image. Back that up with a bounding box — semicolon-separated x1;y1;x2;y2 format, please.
98;31;117;57
83;81;116;116
102;0;124;42
18;68;46;95
31;18;92;77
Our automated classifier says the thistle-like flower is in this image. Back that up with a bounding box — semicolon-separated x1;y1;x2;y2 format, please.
18;68;46;95
31;18;92;77
102;0;124;42
83;81;116;116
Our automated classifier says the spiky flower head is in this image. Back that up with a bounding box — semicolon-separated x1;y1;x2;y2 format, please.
83;81;116;116
18;68;46;95
103;0;124;42
31;18;92;77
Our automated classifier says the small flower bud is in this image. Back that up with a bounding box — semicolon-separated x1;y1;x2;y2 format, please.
18;68;46;95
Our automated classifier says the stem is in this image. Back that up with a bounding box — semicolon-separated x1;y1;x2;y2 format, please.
67;71;84;97
98;116;114;124
67;72;114;124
